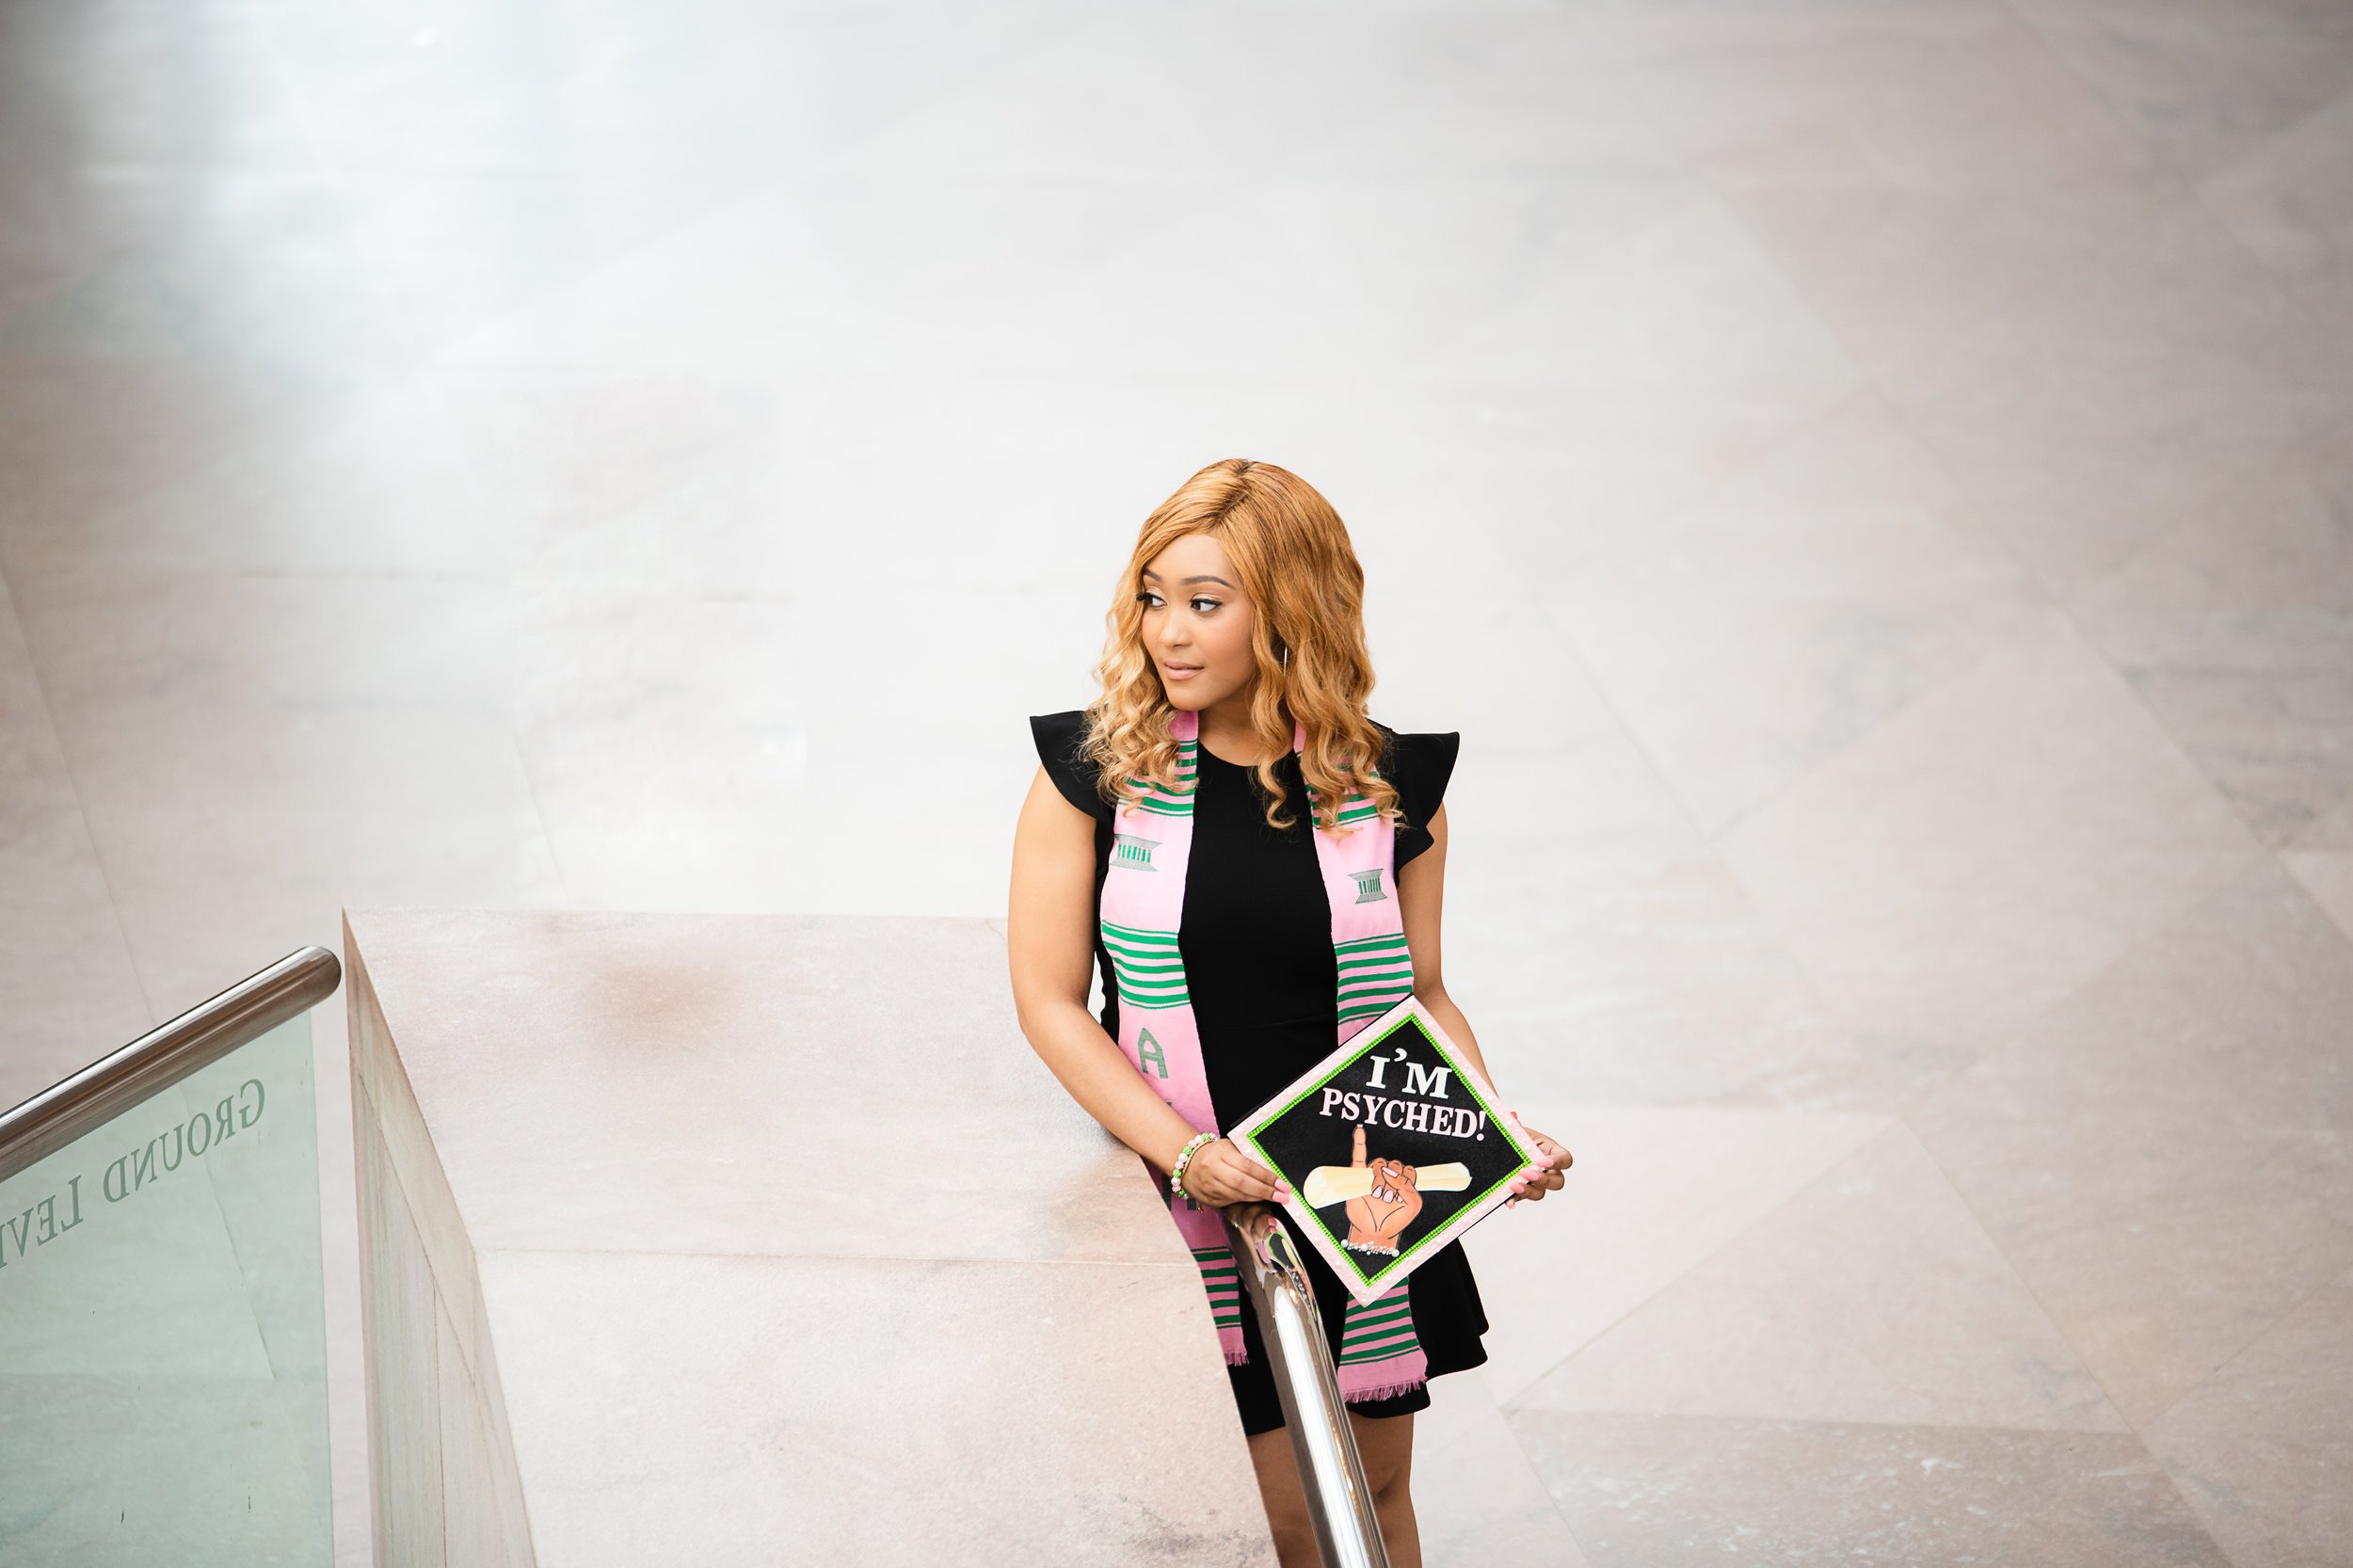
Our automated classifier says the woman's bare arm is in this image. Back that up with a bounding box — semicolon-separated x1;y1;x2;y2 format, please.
1007;766;1230;1176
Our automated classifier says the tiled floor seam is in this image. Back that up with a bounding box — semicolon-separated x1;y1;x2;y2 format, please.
2134;1256;2353;1438
498;729;573;904
1496;1113;1903;1406
0;565;159;1032
1904;1064;2351;1567
1676;587;2032;849
1885;886;2286;1435
1529;578;1995;1099
1528;575;1942;1059
2048;509;2353;855
1993;0;2211;202
1892;1104;2139;1433
1508;1402;2212;1443
1488;1416;1599;1568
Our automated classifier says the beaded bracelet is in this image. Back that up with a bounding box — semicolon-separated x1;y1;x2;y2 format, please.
1168;1131;1216;1201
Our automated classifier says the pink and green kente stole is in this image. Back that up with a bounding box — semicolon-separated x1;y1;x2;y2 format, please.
1097;706;1429;1403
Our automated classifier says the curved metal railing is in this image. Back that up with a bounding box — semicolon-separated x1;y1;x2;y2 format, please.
1224;1203;1393;1568
0;945;341;1183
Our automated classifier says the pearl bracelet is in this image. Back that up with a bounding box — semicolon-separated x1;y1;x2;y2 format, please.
1169;1131;1216;1201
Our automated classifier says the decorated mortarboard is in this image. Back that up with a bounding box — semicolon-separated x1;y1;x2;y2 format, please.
1226;994;1538;1304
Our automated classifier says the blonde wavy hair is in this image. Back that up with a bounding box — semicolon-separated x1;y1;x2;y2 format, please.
1078;457;1403;836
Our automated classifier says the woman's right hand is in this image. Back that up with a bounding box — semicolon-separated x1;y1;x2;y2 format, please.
1179;1138;1293;1208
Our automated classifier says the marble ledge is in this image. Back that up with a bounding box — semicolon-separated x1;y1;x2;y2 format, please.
344;907;1272;1568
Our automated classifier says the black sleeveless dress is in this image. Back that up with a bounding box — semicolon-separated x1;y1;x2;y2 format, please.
1029;710;1491;1435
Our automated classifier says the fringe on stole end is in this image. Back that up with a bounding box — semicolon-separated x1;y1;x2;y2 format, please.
1223;1344;1425;1399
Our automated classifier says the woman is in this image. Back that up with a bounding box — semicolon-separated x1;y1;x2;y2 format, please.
1006;457;1570;1567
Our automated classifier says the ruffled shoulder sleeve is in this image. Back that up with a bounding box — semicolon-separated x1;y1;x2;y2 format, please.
1375;723;1460;871
1029;709;1112;824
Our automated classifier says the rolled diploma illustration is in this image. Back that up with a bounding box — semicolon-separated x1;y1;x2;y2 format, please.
1302;1161;1472;1208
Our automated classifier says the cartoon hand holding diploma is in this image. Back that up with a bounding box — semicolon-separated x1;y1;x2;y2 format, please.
1303;1125;1478;1256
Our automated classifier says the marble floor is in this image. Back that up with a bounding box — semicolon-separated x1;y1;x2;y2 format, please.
2;0;2349;1563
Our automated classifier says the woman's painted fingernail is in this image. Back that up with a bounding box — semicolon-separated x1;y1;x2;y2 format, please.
1534;1156;1555;1168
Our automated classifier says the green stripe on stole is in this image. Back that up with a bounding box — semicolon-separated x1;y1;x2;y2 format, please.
1120;737;1199;817
1102;918;1190;1009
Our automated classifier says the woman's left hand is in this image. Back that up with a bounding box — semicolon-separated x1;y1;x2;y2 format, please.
1506;1121;1571;1208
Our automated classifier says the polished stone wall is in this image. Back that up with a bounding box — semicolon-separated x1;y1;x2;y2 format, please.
348;930;536;1568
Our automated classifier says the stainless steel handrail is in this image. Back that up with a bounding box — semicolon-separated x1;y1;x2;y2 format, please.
1225;1204;1392;1568
0;945;341;1183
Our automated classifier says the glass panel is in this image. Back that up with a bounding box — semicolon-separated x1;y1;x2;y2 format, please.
0;1012;333;1565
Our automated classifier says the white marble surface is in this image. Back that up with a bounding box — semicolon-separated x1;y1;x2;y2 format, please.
345;908;1274;1568
4;1;2351;1564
